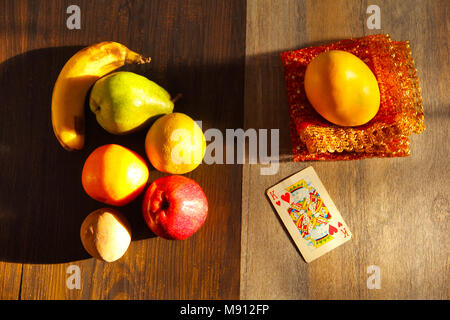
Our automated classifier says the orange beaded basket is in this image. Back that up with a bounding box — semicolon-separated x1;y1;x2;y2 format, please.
281;34;425;161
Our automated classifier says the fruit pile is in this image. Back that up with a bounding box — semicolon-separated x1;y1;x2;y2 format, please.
51;42;208;262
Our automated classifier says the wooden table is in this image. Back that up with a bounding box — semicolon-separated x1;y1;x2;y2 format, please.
0;0;448;300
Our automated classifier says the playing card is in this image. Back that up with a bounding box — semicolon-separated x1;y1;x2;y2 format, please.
266;166;352;263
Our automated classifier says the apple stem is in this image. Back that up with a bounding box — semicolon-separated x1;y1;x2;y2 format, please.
171;93;183;104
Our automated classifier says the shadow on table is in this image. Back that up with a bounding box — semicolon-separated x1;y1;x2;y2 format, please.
0;45;251;264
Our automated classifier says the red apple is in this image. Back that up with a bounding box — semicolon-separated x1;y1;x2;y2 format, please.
142;175;208;240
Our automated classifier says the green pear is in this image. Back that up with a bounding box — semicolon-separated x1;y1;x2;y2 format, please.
89;71;174;135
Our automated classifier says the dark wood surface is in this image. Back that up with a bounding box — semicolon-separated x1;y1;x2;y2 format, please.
1;0;448;300
0;0;245;299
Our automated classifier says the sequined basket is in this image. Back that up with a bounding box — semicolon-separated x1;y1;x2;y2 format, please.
281;34;425;161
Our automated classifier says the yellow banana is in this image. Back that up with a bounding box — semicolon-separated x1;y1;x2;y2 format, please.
51;41;151;151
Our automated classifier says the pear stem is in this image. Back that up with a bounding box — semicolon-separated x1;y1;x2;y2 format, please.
171;93;183;104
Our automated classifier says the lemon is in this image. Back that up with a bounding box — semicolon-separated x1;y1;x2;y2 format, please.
145;113;206;174
304;50;380;127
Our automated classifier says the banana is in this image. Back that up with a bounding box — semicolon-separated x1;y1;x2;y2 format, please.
51;42;151;151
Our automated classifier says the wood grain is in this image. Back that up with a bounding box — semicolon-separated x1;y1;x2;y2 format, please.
0;263;22;299
241;0;449;299
0;0;245;299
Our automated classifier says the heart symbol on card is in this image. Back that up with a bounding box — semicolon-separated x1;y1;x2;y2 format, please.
338;222;343;227
276;200;281;206
329;224;338;235
281;192;290;204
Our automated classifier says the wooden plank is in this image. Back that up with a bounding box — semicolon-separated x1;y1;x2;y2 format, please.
0;0;27;300
241;0;311;300
242;0;449;299
0;0;245;299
